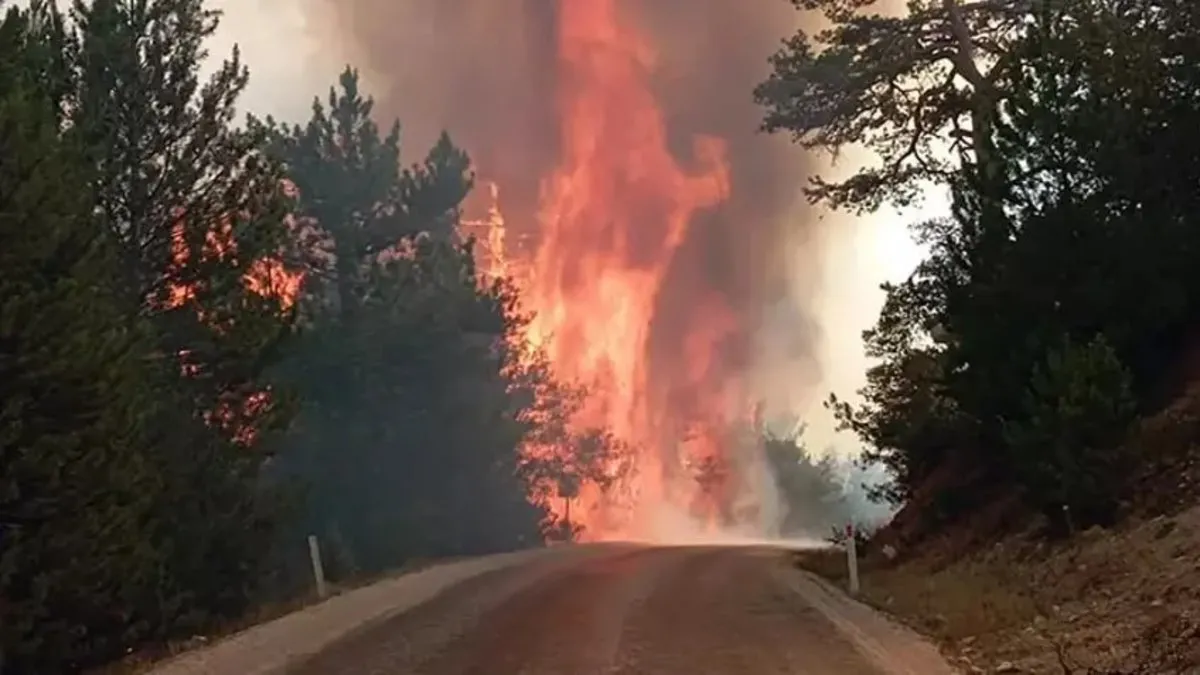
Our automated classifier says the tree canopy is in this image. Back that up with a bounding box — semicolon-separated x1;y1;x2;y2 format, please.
9;0;1200;669
762;0;1200;532
0;3;609;671
253;70;608;574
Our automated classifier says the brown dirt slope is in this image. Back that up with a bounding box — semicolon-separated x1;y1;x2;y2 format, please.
801;506;1200;673
799;387;1200;675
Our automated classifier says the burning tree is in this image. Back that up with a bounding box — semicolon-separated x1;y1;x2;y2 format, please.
255;69;619;570
1;0;301;670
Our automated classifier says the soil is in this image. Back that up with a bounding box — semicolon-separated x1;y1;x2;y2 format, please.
798;505;1200;674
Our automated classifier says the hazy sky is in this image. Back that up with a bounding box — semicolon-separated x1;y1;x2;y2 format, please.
207;0;938;455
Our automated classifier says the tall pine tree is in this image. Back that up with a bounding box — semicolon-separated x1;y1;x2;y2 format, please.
43;0;299;614
1;2;305;668
38;0;301;444
255;67;472;317
0;6;169;670
258;71;546;573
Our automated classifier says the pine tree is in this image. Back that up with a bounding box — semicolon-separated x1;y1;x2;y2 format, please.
0;8;168;670
259;70;550;572
45;0;300;444
255;67;472;317
0;3;303;665
52;0;298;612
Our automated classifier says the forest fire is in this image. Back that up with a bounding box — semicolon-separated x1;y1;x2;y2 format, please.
165;206;303;445
308;0;818;542
522;0;737;538
166;210;303;313
456;0;761;540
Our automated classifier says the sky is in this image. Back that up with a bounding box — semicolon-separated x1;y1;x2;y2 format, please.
206;0;942;457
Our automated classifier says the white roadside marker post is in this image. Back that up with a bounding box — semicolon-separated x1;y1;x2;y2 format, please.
845;522;860;596
308;534;328;599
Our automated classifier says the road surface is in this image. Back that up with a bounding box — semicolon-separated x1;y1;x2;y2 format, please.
283;545;954;675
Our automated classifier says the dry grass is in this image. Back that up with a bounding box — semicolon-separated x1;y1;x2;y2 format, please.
797;506;1200;674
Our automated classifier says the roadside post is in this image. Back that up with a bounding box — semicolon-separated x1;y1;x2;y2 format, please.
308;534;328;599
845;522;860;596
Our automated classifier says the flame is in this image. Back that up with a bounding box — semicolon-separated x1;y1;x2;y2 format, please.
294;0;836;544
512;0;736;540
165;202;304;446
166;218;303;312
461;180;517;280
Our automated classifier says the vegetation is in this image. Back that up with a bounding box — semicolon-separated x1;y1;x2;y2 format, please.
761;424;858;536
5;0;1200;670
0;2;611;672
765;2;1200;671
250;69;541;577
2;1;297;670
758;0;1200;535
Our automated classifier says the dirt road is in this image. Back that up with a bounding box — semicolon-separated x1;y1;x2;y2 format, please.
285;545;955;675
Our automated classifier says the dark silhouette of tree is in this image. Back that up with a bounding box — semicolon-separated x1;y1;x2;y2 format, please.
1;1;300;669
762;0;1200;530
258;71;563;574
255;67;471;318
0;18;164;669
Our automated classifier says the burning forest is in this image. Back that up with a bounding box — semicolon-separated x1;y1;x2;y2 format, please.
302;0;827;541
0;0;899;668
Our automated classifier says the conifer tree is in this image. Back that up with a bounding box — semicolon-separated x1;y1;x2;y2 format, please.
256;67;472;316
0;7;167;670
258;71;551;572
763;0;1200;528
51;0;298;606
40;0;301;444
0;3;303;666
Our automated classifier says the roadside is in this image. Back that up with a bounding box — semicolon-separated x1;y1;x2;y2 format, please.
90;554;471;674
103;547;602;675
797;505;1200;674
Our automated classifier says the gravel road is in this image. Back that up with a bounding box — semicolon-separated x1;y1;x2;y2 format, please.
280;545;957;675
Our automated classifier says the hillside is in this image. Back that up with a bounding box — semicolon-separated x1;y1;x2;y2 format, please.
799;388;1200;674
758;2;1200;670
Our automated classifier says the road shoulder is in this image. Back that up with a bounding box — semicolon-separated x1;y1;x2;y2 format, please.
143;548;552;675
775;558;959;675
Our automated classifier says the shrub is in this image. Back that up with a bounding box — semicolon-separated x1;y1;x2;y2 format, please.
1004;335;1137;532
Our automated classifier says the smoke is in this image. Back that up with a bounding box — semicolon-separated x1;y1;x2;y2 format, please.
294;1;560;226
624;0;825;448
285;0;838;539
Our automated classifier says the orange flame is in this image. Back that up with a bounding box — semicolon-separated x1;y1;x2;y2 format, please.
165;207;303;313
515;0;733;539
165;202;304;446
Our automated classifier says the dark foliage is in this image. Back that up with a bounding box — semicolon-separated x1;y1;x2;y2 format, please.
1;1;292;669
255;70;608;577
0;2;587;671
761;0;1200;531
